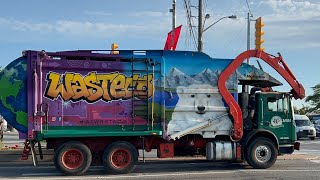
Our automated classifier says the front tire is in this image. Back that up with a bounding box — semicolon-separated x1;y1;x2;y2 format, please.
310;137;315;140
245;137;278;169
54;141;92;175
103;141;138;174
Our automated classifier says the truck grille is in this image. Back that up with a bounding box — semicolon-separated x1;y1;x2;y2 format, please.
303;130;314;135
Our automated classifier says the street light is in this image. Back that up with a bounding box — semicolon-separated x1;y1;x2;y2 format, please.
198;15;237;52
203;15;237;33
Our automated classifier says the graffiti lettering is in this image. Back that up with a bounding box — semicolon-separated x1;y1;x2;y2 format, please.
45;71;153;102
79;119;127;125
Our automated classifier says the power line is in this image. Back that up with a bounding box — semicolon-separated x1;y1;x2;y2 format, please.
223;21;247;49
183;0;197;50
245;0;252;15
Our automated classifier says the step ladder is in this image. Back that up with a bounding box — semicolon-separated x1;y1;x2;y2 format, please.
21;140;31;160
131;57;153;131
21;140;43;166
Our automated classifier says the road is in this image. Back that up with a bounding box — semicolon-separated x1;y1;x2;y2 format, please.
294;138;320;157
1;158;320;180
1;132;320;179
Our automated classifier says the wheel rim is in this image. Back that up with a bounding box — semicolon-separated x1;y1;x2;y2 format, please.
62;149;84;170
110;148;131;169
255;145;271;163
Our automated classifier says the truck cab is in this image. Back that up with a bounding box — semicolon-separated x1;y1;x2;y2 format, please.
244;91;297;154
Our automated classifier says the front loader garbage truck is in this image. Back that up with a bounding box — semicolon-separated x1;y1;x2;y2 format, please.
0;49;304;175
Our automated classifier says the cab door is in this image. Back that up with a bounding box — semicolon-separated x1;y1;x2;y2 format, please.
259;94;292;143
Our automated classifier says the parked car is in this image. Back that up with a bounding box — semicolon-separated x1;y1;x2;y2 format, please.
312;119;320;137
308;114;320;137
294;114;316;140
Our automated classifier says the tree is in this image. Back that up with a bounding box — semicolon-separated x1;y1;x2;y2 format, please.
294;105;311;115
305;83;320;114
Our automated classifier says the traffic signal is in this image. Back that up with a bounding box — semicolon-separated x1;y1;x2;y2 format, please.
111;43;119;54
255;17;265;51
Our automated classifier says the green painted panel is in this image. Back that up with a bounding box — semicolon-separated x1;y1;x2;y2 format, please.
40;125;162;139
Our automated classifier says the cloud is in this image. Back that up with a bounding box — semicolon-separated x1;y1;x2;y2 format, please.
260;0;320;22
1;1;319;50
0;17;170;39
84;10;112;17
256;0;320;49
130;11;170;17
0;17;53;32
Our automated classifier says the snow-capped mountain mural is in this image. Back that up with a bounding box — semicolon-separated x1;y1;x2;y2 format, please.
160;64;281;89
165;68;202;87
165;67;236;89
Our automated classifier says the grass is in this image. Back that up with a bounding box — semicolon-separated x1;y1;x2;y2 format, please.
0;139;19;150
0;141;4;150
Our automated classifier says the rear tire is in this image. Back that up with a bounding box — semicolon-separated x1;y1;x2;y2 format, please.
54;141;92;175
245;137;278;169
103;141;138;174
310;137;315;140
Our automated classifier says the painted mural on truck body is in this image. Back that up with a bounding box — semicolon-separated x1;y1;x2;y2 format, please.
0;50;281;140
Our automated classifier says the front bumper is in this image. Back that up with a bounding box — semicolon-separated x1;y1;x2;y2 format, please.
294;141;300;150
279;142;300;154
297;130;316;138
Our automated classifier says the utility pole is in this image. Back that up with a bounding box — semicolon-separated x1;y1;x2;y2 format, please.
198;0;203;52
246;12;251;93
171;0;176;50
246;12;253;93
247;12;251;64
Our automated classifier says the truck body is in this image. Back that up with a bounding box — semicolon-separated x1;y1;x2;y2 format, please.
0;49;302;175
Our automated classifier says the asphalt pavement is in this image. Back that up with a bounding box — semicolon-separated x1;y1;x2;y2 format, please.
1;132;320;179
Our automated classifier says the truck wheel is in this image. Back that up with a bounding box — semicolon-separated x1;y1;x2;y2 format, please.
54;141;92;175
310;137;315;140
103;141;138;174
245;137;278;169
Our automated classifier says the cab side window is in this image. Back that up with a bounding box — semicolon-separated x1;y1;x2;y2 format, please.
267;97;287;112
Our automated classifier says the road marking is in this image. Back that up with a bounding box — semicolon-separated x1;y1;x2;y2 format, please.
22;172;62;176
299;141;320;145
310;160;320;164
21;171;236;179
0;166;54;169
20;169;320;179
294;149;320;153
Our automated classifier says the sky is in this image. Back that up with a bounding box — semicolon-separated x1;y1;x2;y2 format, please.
0;0;319;108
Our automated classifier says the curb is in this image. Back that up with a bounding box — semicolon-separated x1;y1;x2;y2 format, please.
0;149;54;163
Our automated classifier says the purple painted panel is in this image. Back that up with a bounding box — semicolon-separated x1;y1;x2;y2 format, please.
39;56;150;128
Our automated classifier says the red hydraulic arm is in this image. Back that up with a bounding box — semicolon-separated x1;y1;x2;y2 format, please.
218;50;305;141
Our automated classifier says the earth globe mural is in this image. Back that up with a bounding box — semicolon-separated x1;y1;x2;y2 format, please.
0;57;28;133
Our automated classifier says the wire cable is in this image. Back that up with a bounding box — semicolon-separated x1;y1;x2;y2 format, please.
183;0;197;50
223;21;247;49
245;0;253;15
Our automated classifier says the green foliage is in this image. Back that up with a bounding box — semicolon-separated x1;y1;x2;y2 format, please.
305;83;320;113
294;105;311;115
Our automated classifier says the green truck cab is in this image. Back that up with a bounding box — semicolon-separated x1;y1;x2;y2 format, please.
241;92;298;169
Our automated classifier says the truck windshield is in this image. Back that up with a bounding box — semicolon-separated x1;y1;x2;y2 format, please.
295;120;312;127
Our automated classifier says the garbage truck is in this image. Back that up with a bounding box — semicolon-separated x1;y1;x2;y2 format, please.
0;49;304;175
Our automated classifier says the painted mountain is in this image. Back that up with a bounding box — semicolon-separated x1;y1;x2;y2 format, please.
165;68;201;87
165;67;237;89
159;63;281;89
193;68;220;86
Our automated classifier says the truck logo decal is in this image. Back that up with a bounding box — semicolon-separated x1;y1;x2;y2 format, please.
44;71;153;103
270;116;284;128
